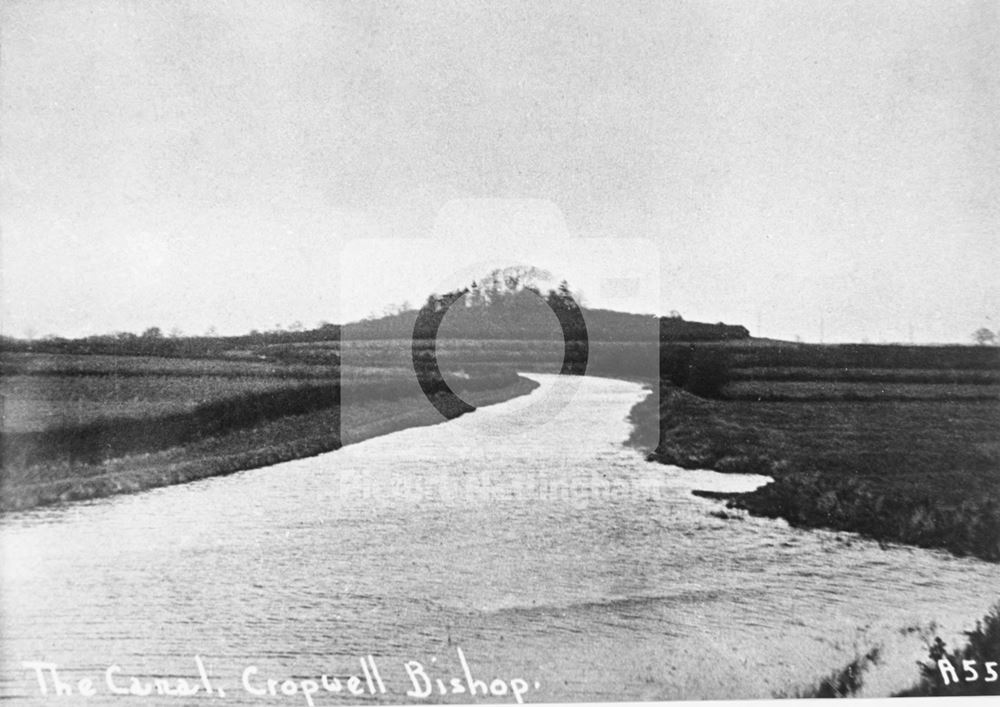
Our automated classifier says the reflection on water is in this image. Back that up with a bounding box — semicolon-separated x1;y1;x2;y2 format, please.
1;374;997;703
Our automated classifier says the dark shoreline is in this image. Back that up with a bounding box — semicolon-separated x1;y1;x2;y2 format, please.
627;385;1000;562
0;378;539;513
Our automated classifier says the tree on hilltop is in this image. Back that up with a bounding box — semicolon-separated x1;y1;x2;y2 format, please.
973;327;997;345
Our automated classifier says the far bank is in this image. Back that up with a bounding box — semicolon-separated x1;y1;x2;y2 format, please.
627;383;1000;562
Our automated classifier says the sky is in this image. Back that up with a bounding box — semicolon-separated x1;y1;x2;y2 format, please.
1;0;997;343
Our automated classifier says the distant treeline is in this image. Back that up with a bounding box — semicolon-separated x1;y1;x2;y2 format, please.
0;325;341;359
346;310;746;342
0;311;747;359
1;273;751;358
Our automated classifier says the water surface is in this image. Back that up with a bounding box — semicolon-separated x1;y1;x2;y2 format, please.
2;374;997;703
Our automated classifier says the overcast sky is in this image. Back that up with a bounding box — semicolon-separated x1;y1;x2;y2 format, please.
2;0;997;342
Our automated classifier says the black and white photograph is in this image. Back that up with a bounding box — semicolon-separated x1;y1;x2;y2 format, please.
1;1;998;703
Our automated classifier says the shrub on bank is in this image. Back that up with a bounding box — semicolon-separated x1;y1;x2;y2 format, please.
790;647;881;698
684;350;732;398
896;603;1000;696
731;474;1000;561
658;347;733;399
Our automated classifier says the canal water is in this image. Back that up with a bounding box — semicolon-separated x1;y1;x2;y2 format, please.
1;374;997;703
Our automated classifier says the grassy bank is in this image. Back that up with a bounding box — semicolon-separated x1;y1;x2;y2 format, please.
1;377;538;512
629;383;1000;561
790;603;1000;697
0;349;539;512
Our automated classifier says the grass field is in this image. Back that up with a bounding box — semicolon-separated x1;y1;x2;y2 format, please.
0;349;534;510
730;366;1000;384
0;351;336;378
2;373;334;433
723;379;999;401
724;342;1000;370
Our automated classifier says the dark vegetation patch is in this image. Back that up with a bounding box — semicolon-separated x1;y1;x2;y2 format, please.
787;647;881;698
626;341;1000;561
